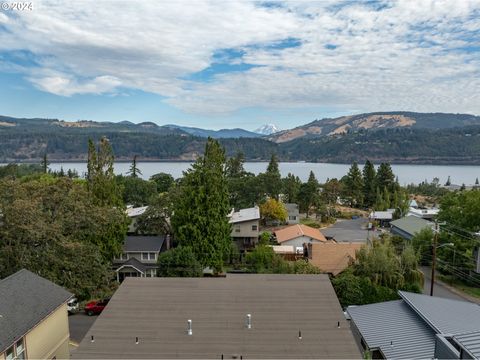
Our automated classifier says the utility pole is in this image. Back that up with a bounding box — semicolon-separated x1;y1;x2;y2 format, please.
430;221;439;296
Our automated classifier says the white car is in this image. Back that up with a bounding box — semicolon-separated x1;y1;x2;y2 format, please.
67;297;79;314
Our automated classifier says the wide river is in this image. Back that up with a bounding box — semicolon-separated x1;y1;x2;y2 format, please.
47;162;480;186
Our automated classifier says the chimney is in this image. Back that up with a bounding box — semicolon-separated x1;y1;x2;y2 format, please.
187;319;192;335
246;314;252;329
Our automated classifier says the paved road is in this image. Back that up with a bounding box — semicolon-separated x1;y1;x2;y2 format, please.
69;312;97;345
421;266;472;302
322;217;373;242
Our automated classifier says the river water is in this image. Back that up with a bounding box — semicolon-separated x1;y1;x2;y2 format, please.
46;162;480;186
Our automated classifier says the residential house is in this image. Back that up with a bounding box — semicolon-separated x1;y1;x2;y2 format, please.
285;203;300;224
348;291;480;359
407;206;439;220
274;224;328;253
306;242;364;275
113;235;166;281
125;205;148;233
390;215;434;240
0;269;72;360
228;206;260;252
369;209;394;227
74;274;360;359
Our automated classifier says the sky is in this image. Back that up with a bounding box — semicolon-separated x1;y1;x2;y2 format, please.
0;0;479;131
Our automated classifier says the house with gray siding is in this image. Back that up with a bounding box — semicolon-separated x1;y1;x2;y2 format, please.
113;236;165;281
285;203;300;224
229;206;260;252
348;291;480;359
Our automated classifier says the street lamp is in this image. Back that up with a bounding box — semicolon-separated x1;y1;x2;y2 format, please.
430;242;454;296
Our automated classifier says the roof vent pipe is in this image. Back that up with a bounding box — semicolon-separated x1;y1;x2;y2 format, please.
187;319;193;335
246;314;252;329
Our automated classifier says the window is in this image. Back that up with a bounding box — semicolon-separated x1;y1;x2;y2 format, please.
289;216;297;221
149;253;156;260
235;226;241;232
119;253;128;260
142;253;148;260
5;346;14;360
16;339;25;360
251;225;258;231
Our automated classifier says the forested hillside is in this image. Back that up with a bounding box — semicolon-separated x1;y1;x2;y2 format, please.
1;114;480;164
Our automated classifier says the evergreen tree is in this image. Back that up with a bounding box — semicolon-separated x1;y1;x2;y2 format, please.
87;137;121;206
41;153;49;174
376;163;395;193
445;176;451;186
261;154;282;200
128;155;142;178
343;162;364;207
226;152;246;178
282;173;302;204
171;138;231;273
362;160;376;207
476;177;479;186
298;171;320;218
374;187;385;211
383;186;391;209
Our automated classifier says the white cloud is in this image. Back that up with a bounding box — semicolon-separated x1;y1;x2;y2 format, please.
0;0;479;115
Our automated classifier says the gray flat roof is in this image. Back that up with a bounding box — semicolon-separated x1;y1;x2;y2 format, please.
124;236;164;252
229;207;260;224
390;216;432;236
0;269;72;353
399;291;480;335
348;300;436;359
74;274;360;359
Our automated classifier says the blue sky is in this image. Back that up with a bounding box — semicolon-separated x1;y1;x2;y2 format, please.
0;1;479;131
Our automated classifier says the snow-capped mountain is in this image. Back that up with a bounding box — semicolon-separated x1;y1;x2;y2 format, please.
255;123;281;135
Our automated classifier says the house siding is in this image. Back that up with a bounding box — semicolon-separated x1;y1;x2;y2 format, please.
24;303;70;359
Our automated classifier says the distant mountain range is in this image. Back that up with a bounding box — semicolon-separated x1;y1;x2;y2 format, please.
1;112;480;164
268;112;480;143
164;124;261;138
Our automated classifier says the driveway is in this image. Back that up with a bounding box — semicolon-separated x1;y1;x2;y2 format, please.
421;266;478;303
322;217;372;242
69;312;97;346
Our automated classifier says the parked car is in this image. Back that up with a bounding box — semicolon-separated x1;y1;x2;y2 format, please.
67;297;79;314
84;298;110;316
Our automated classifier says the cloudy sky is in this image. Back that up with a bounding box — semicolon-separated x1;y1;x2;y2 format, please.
0;0;479;130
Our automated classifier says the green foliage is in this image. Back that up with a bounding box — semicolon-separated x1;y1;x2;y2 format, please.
342;161;364;207
298;171;321;217
259;231;272;245
333;238;423;307
362;160;376;207
157;246;203;277
128;155;142;178
117;175;157;206
260;198;288;224
150;172;175;193
0;177;127;299
136;192;175;235
0;163;44;178
87;137;122;207
282;173;302;204
171;138;232;272
260;154;282;200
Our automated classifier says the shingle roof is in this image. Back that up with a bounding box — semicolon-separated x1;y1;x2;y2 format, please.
124;236;164;252
390;216;433;237
275;224;327;243
399;291;480;335
116;258;147;274
228;206;260;224
74;274;360;359
347;300;436;359
0;269;72;353
308;242;364;275
453;331;480;358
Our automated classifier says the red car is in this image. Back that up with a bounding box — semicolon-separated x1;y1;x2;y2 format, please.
84;298;110;316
